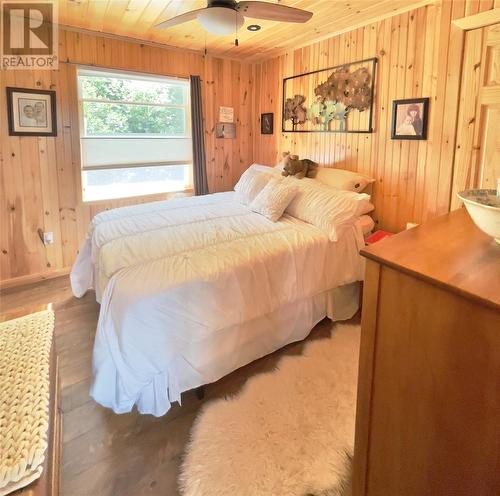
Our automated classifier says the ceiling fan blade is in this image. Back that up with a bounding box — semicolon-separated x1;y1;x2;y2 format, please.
236;1;312;23
155;8;205;29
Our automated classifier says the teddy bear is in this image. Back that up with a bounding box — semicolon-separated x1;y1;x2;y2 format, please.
281;152;318;179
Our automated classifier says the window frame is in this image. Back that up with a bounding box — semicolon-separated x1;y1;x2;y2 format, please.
76;66;193;202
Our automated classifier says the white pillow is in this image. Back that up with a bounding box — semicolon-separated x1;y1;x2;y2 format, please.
315;167;375;192
247;163;277;174
250;177;298;222
358;201;375;215
234;165;276;205
286;179;372;241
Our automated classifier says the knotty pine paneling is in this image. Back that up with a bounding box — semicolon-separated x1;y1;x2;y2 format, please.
0;30;254;284
451;19;500;208
2;1;497;285
252;1;496;232
56;0;434;60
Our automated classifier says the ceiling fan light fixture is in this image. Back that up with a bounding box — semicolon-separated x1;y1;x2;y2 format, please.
197;7;244;35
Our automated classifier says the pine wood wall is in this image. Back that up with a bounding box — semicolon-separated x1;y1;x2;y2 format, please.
1;1;497;285
252;0;496;232
0;30;254;285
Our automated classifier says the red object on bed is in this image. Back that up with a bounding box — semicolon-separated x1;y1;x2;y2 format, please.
365;230;394;245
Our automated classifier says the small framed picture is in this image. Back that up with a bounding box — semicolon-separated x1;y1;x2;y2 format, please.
6;87;57;137
215;122;236;139
261;112;274;135
391;98;429;140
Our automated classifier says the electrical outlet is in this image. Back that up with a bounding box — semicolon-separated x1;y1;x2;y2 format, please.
43;231;54;245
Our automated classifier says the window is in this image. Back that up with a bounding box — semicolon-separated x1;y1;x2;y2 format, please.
77;68;192;202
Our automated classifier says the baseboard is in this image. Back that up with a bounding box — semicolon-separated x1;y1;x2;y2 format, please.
0;267;71;290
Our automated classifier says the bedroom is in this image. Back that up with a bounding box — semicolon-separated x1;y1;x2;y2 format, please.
0;0;499;495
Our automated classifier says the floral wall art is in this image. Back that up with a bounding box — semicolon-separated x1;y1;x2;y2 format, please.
282;57;377;133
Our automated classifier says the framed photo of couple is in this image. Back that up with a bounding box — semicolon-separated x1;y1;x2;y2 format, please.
6;87;57;137
391;98;429;140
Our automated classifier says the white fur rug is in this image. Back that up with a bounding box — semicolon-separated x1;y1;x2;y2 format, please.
179;324;360;496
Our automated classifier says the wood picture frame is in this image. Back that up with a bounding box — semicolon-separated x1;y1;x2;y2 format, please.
391;97;429;140
215;122;236;139
261;113;274;135
6;87;57;137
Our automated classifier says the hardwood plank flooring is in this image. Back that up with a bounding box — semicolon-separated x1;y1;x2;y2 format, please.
0;276;359;496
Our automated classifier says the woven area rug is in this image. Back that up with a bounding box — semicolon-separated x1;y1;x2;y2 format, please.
0;310;54;496
180;323;360;496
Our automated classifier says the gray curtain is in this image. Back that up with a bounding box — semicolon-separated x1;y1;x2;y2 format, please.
190;75;209;195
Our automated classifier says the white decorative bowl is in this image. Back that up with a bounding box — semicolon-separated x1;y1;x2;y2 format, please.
457;189;500;244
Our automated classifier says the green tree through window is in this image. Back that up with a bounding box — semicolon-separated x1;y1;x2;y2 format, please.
78;70;192;201
80;76;187;136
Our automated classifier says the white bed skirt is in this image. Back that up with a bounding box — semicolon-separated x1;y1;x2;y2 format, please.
90;282;360;417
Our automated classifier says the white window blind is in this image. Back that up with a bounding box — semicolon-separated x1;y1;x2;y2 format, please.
81;137;192;169
77;67;192;201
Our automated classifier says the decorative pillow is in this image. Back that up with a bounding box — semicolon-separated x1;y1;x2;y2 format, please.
234;165;277;205
315;167;375;192
248;163;277;174
250;177;298;222
286;179;372;241
358;201;375;215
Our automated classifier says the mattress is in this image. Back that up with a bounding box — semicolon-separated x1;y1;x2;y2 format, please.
71;192;366;416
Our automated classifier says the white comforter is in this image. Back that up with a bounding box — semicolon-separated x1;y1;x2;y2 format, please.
71;192;365;416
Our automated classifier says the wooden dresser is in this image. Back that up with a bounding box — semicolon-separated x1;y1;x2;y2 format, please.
352;208;500;496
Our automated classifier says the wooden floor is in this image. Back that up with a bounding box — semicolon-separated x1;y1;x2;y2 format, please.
0;277;359;496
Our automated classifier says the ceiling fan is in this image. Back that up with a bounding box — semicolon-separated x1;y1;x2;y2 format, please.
155;0;313;37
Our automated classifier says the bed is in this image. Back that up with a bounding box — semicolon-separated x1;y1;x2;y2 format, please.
71;171;372;417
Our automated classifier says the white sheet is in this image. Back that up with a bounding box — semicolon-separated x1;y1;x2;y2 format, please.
71;192;366;416
358;214;375;235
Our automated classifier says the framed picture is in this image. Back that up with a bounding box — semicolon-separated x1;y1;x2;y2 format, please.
282;57;377;133
6;87;57;136
215;122;236;139
261;113;274;135
391;98;429;140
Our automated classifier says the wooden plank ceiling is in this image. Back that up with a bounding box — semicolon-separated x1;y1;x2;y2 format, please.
58;0;434;60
